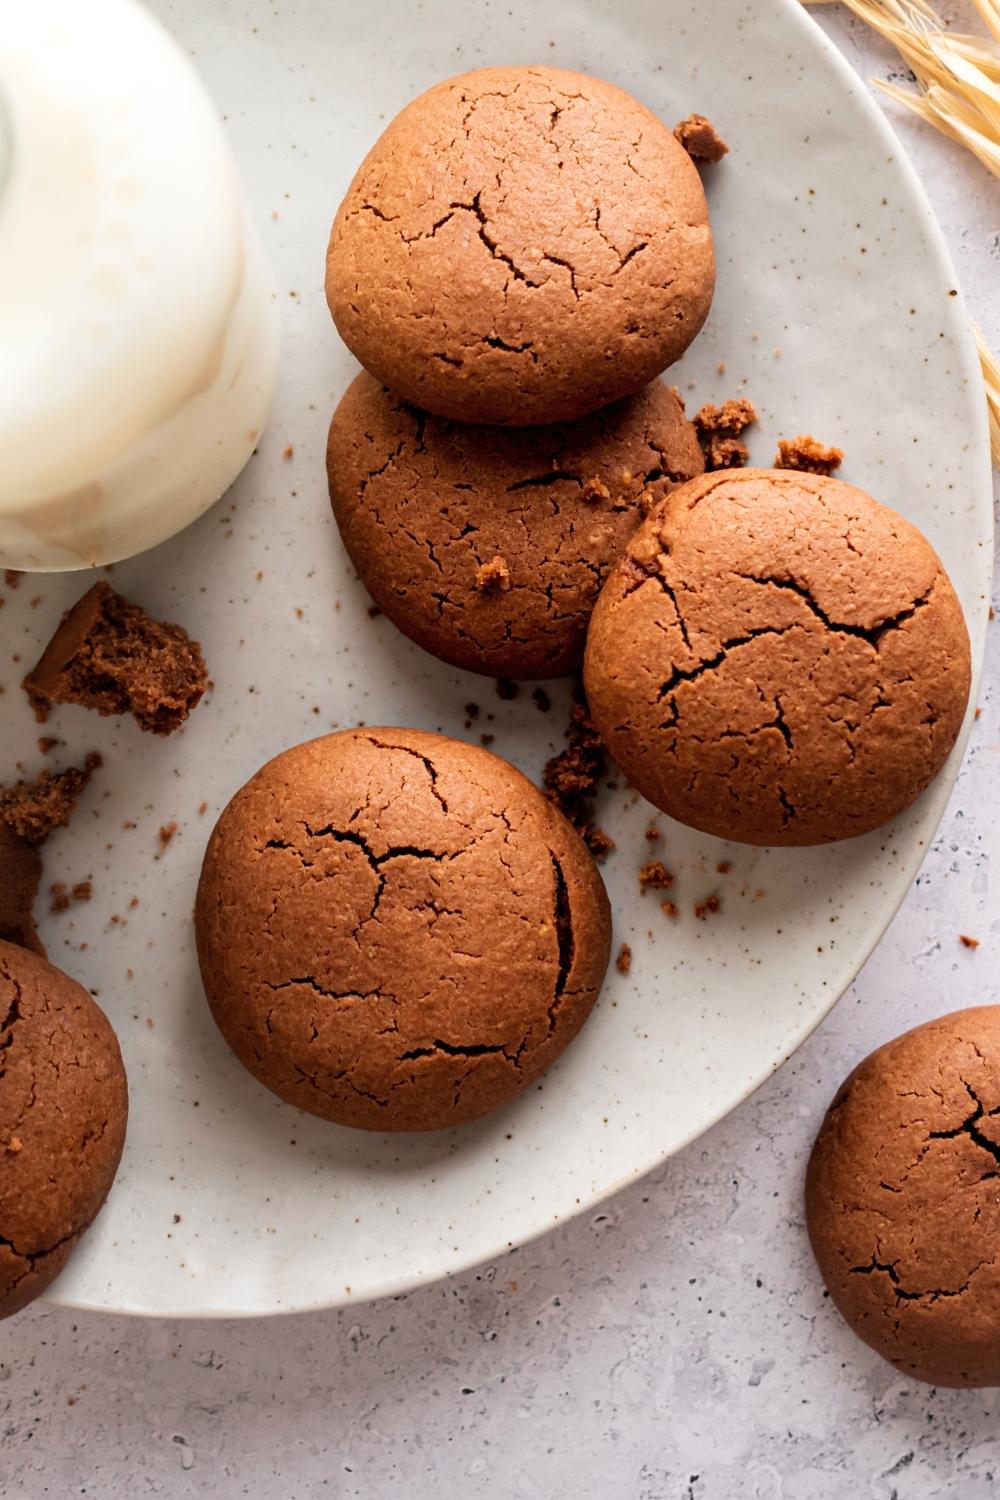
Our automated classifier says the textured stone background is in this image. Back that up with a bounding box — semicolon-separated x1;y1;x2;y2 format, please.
3;4;1000;1496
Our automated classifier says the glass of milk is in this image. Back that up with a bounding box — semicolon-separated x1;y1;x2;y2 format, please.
0;0;280;571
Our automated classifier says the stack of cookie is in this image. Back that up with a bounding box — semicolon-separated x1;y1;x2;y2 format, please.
324;65;720;679
192;65;971;1145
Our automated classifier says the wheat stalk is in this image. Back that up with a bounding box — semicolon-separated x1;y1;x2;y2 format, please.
804;0;1000;463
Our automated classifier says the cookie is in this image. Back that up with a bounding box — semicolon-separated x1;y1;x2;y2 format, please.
0;941;128;1317
24;582;208;735
196;728;611;1131
326;66;715;425
0;827;44;955
328;373;703;678
807;1007;1000;1387
583;469;971;845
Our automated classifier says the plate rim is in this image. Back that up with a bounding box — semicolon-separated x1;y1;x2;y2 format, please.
48;0;995;1319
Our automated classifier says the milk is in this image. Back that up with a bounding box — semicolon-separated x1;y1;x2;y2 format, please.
0;0;279;570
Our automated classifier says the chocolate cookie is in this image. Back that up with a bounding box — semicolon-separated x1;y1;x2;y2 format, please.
328;373;703;678
0;827;44;955
196;728;611;1130
326;66;715;425
583;469;971;845
0;941;128;1317
807;1007;1000;1387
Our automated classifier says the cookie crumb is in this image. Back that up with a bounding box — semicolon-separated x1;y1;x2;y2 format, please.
465;702;481;721
367;605;382;619
694;894;721;919
474;556;511;595
716;860;731;874
673;113;728;164
704;434;749;470
532;688;551;713
49;879;92;914
616;943;632;975
4;570;21;590
282;445;294;460
542;687;614;859
583;825;615;859
960;933;980;950
639;860;674;891
661;899;679;919
693;398;757;436
645;826;661;842
0;753;102;846
158;821;177;848
694;398;757;472
198;801;209;815
774;434;844;476
480;733;495;746
23;582;207;734
37;737;61;755
496;677;520;701
581;476;611;504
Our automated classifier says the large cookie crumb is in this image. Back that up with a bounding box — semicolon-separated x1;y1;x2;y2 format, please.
694;398;757;471
24;582;207;735
0;755;101;847
673;114;728;164
775;434;844;476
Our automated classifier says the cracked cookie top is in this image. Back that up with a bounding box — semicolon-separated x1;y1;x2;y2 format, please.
0;941;128;1318
327;372;703;679
583;468;971;846
807;1007;1000;1387
325;66;715;426
195;729;611;1131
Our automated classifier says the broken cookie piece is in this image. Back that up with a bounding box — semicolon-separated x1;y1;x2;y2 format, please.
0;755;101;847
24;582;208;735
693;398;757;472
775;434;844;476
673;113;729;164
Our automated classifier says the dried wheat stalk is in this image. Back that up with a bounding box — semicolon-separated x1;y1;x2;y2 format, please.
804;0;1000;463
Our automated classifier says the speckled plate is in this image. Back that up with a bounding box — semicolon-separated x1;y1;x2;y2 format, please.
6;0;990;1316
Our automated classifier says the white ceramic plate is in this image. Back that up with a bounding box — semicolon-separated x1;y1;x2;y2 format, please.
6;0;990;1316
